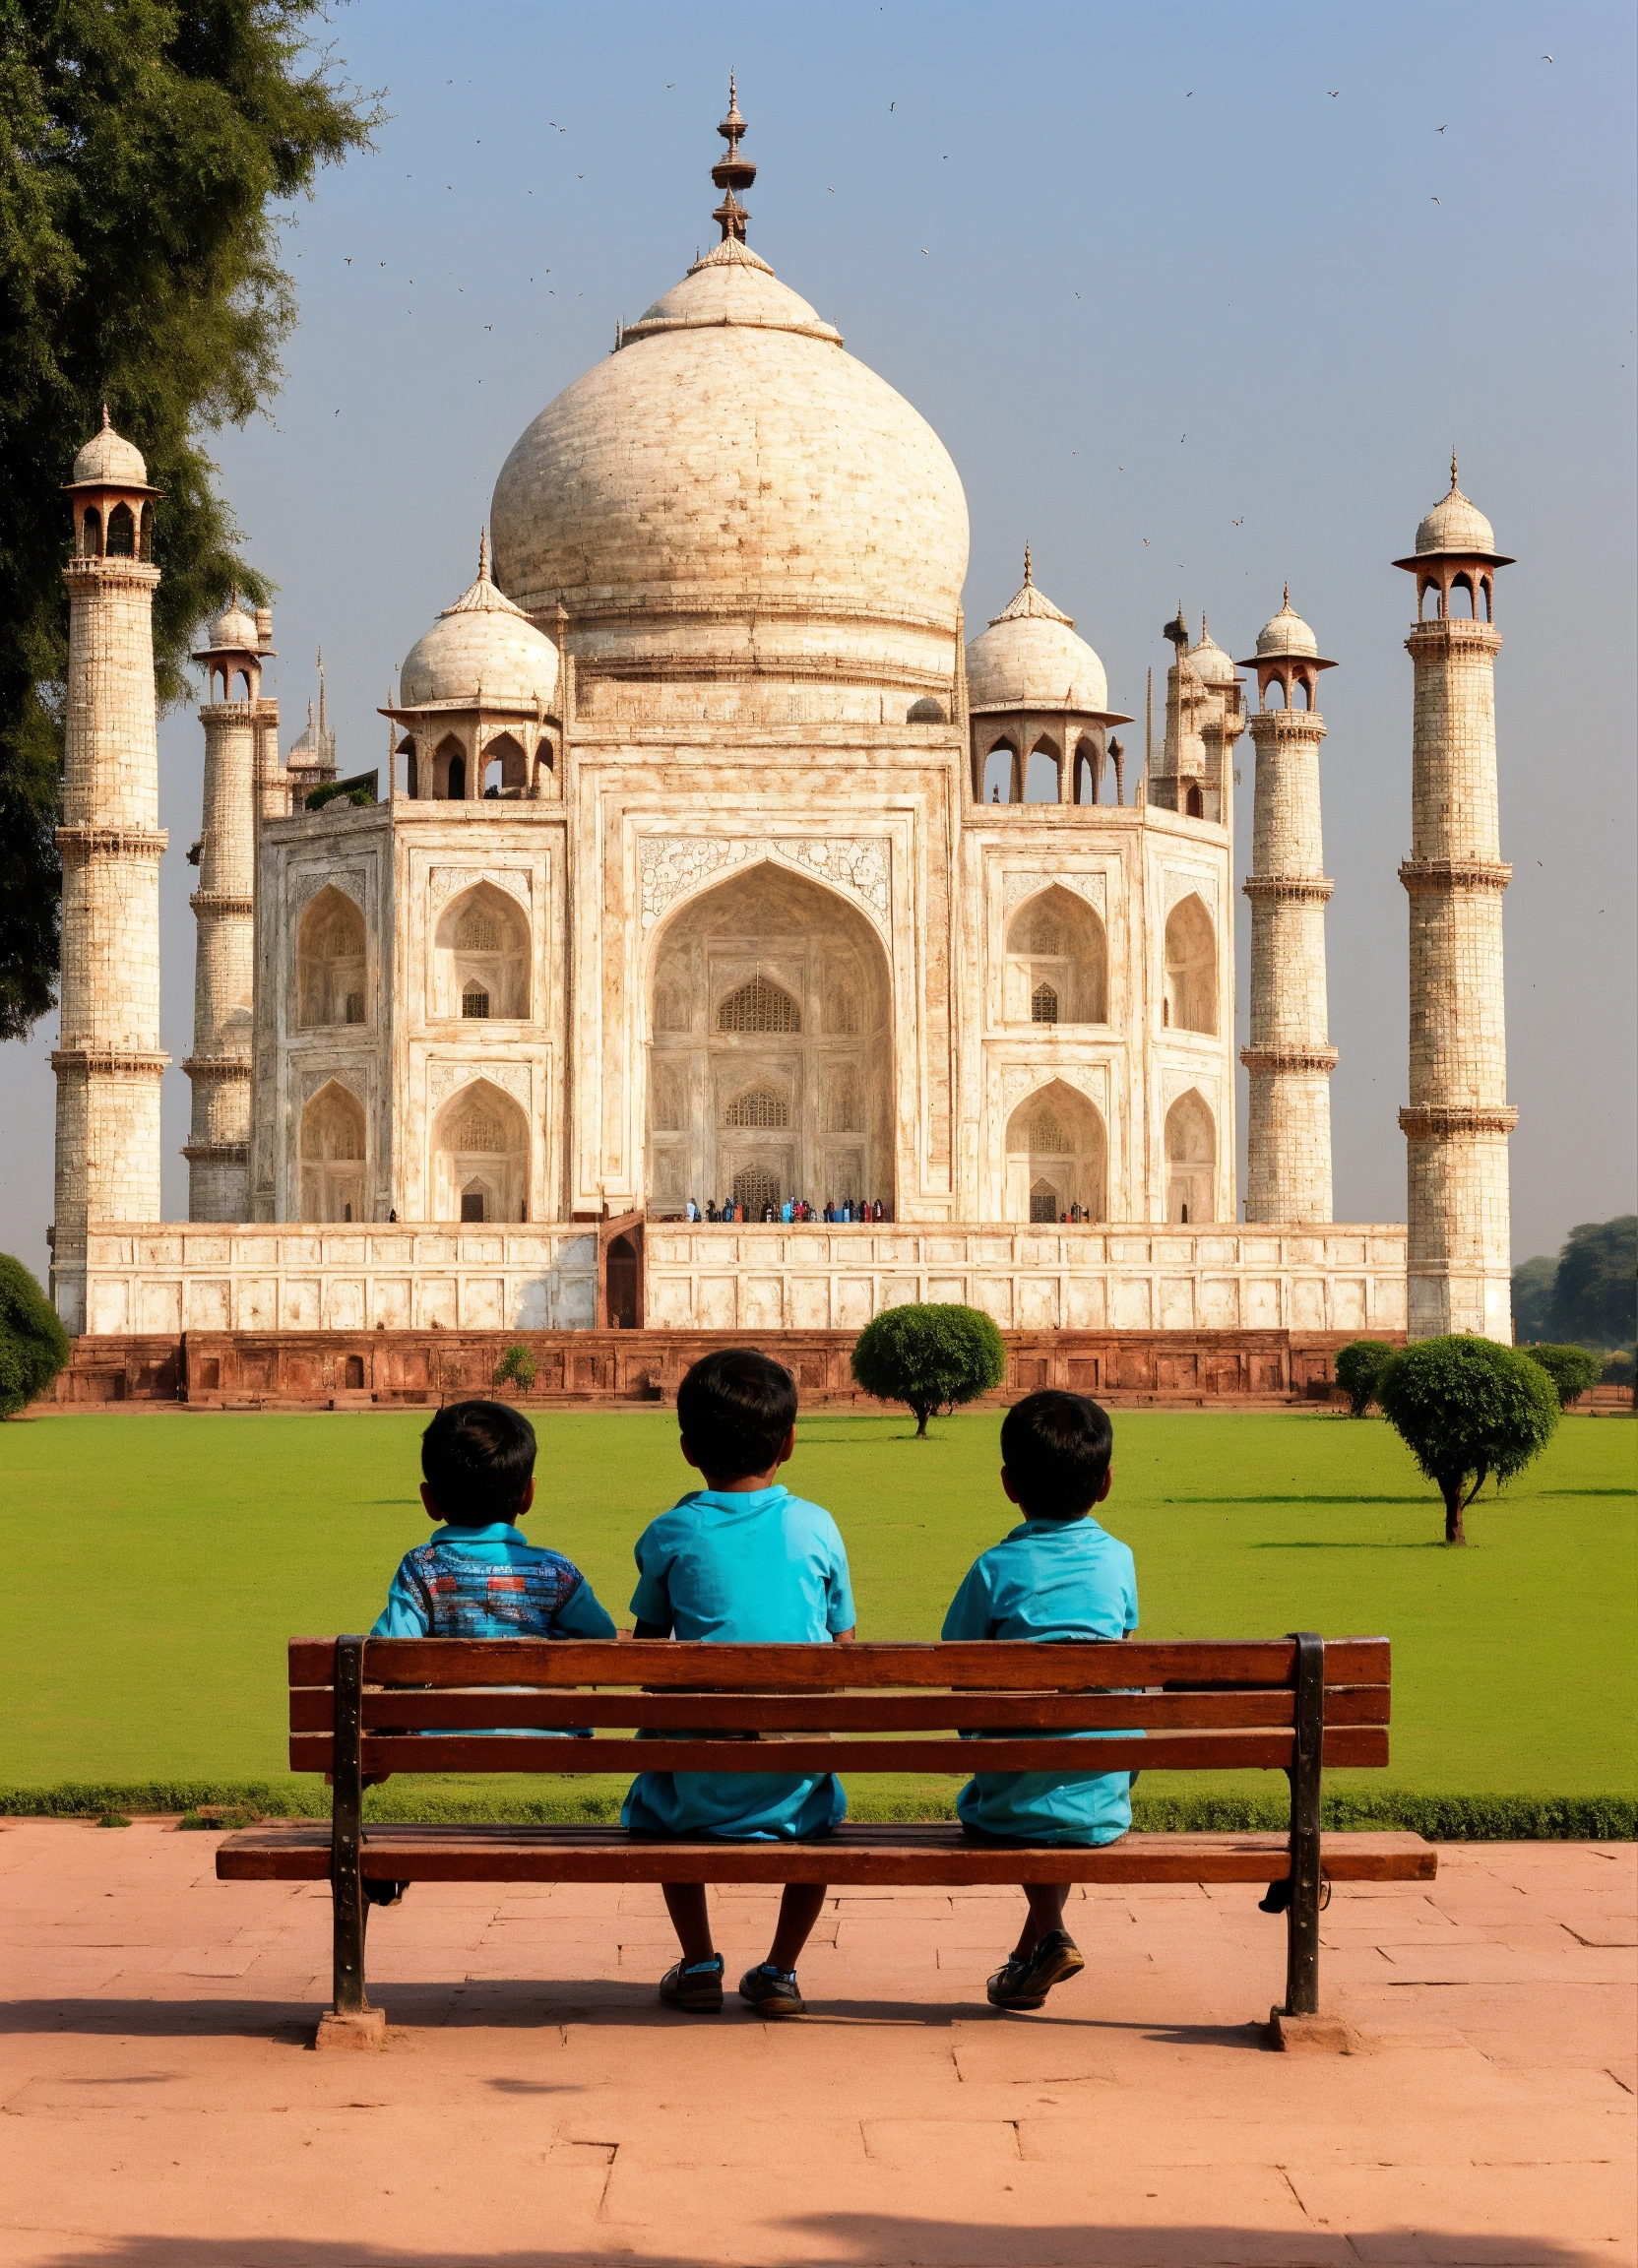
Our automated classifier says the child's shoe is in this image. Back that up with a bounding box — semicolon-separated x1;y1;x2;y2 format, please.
738;1962;806;2017
986;1929;1085;2011
659;1953;724;2012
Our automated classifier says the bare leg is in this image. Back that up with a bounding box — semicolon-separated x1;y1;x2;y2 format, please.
1012;1882;1071;1961
662;1883;715;1965
768;1883;828;1971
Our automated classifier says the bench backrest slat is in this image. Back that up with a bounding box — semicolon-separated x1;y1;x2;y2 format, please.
288;1635;1389;1693
286;1684;1391;1734
288;1728;1389;1777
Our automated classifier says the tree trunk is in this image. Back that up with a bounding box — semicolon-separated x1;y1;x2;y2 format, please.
1442;1481;1467;1545
913;1404;930;1439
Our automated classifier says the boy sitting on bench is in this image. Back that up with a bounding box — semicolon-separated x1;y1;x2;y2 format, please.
623;1349;856;2019
941;1391;1139;2011
366;1399;619;1902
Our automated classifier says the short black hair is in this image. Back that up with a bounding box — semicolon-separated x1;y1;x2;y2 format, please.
999;1391;1113;1521
676;1349;798;1483
420;1399;536;1526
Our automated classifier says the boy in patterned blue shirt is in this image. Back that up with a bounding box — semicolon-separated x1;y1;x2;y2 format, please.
374;1399;616;1644
942;1391;1139;2012
367;1400;616;1907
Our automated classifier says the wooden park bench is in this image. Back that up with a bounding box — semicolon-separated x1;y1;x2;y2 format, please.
217;1633;1434;2048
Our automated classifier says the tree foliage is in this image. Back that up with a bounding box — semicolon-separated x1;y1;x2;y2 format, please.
1509;1253;1556;1346
850;1302;1007;1438
1376;1335;1559;1545
0;1252;70;1415
1548;1217;1637;1349
0;0;380;1037
1333;1338;1394;1418
1520;1343;1601;1411
493;1342;536;1393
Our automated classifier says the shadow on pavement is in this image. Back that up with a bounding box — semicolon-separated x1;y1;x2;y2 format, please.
27;2222;1607;2268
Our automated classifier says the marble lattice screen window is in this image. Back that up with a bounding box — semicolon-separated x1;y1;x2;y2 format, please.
724;1086;789;1129
731;1164;783;1217
1031;982;1059;1025
718;976;800;1034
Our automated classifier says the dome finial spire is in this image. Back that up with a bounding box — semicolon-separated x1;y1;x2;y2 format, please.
1283;581;1290;608
1450;446;1460;491
1023;541;1032;587
478;527;490;583
711;70;756;243
100;401;111;430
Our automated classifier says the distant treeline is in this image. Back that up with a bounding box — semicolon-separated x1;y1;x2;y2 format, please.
1512;1216;1636;1351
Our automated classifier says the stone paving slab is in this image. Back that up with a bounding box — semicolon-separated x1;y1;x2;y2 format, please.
0;1823;1632;2267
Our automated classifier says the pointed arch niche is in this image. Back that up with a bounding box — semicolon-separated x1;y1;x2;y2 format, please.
431;1078;530;1224
1004;1080;1106;1224
296;886;366;1028
299;1079;367;1222
1163;893;1217;1035
431;882;530;1022
1165;1088;1216;1224
645;862;893;1217
1005;885;1107;1025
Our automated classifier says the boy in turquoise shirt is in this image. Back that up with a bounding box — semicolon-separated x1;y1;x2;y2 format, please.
623;1349;855;2019
941;1391;1138;2011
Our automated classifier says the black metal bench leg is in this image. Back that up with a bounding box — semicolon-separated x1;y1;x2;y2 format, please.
1284;1630;1324;2017
319;1633;383;2046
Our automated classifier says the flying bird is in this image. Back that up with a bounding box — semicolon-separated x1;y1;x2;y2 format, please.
1431;195;1441;205
1542;53;1552;61
1329;90;1339;96
890;100;895;111
1232;516;1244;527
344;257;352;265
1437;124;1447;132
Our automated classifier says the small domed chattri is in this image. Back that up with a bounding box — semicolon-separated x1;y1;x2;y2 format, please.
70;405;151;489
1253;587;1320;660
1188;616;1238;685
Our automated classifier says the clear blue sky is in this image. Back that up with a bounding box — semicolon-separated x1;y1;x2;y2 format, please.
3;0;1633;1278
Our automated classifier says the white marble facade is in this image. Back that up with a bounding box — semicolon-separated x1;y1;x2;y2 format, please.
51;93;1517;1341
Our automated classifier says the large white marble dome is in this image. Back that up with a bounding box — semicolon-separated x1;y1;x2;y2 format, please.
490;236;970;696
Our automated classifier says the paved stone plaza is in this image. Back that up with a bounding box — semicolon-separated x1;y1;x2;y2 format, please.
2;1822;1631;2266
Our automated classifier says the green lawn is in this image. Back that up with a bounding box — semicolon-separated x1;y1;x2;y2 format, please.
2;1408;1633;1809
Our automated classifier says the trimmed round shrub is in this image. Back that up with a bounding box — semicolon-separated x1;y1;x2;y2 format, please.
850;1302;1007;1438
1521;1343;1601;1411
1376;1334;1559;1544
1334;1338;1395;1418
0;1254;70;1417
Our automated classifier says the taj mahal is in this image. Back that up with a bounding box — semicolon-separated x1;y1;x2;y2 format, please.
45;86;1518;1384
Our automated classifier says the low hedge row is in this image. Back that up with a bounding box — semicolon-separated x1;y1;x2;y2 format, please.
3;1780;1632;1841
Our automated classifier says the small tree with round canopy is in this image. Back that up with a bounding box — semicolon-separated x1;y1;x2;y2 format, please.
1334;1338;1394;1418
850;1303;1007;1438
0;1255;70;1417
1521;1343;1601;1410
1376;1335;1559;1545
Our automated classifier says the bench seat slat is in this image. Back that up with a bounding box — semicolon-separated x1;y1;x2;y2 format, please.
217;1821;1436;1889
288;1727;1389;1776
289;1636;1391;1692
287;1686;1392;1734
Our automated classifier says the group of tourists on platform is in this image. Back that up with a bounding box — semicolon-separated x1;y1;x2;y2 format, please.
682;1197;892;1226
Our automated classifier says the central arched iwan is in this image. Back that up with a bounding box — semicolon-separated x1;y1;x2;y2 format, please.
645;862;893;1217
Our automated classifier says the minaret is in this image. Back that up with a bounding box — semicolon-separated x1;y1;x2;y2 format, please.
51;411;168;1329
1394;459;1516;1341
1238;592;1339;1221
183;598;271;1221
